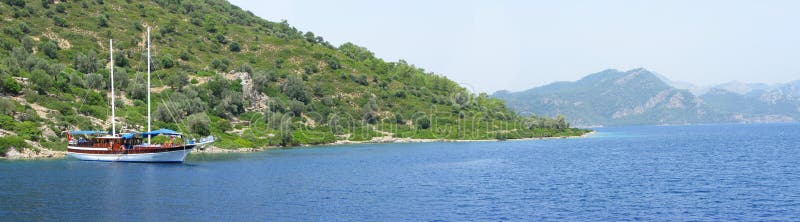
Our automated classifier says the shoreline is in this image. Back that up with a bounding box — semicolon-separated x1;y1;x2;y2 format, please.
2;131;596;160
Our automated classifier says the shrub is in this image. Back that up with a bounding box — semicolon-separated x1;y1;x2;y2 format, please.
180;51;191;61
14;121;41;140
0;96;15;115
1;76;21;94
55;4;66;13
53;16;67;27
215;119;232;132
237;63;252;73
0;115;14;130
0;136;29;155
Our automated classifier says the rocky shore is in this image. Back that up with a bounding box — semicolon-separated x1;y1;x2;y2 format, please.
1;131;595;159
2;148;66;160
331;131;596;145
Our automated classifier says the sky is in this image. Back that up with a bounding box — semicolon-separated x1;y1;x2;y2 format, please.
229;0;800;93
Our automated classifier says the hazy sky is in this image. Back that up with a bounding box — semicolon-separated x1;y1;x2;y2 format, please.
229;0;800;93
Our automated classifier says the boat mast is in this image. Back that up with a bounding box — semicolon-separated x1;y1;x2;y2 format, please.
147;27;151;144
110;39;116;136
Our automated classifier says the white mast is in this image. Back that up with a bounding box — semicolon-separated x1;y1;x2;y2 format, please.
110;39;116;136
147;27;151;144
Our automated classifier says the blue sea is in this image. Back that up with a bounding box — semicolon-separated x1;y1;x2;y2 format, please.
1;124;799;221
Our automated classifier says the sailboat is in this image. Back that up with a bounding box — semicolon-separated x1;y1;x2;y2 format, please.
66;27;213;163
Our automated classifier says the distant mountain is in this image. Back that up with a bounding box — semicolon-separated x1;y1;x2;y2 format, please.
494;68;800;126
711;81;777;95
654;72;710;95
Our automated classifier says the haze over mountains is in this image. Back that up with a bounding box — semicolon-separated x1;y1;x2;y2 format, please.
493;68;800;126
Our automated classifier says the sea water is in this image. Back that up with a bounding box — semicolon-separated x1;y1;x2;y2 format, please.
1;124;799;221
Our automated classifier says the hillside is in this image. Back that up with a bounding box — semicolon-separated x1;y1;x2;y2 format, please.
700;82;800;123
0;0;587;154
494;68;800;126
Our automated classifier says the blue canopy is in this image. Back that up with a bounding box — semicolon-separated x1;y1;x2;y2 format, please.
69;130;109;135
139;128;182;136
121;133;135;139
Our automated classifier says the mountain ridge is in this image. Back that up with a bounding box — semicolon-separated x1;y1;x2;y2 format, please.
493;68;800;126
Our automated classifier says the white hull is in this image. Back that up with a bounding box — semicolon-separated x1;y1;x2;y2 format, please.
67;147;193;163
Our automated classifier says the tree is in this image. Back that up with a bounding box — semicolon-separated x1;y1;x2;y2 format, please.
29;70;52;94
288;99;304;116
0;98;15;116
186;113;210;136
40;41;59;59
127;80;147;100
160;54;174;69
97;15;108;28
319;54;340;70
215;33;227;44
229;42;241;52
304;32;316;43
21;36;34;53
114;52;129;67
84;73;104;90
74;51;101;74
17;22;31;34
165;71;189;90
282;76;308;103
556;115;569;130
416;117;431;129
155;102;177;122
394;113;405;124
353;74;368;86
211;58;229;71
362;97;379;124
339;42;374;61
3;0;25;7
113;68;129;89
280;128;294;147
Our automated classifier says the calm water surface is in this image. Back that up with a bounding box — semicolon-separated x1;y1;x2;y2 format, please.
1;124;799;221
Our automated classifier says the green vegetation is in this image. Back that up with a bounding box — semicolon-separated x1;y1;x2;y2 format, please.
0;0;587;151
0;136;29;155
